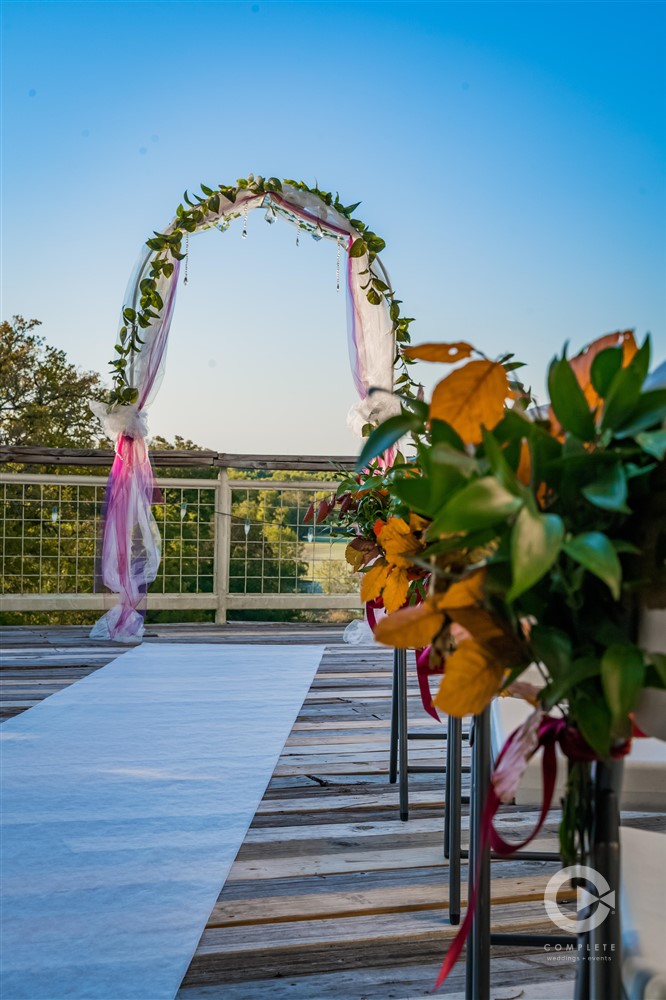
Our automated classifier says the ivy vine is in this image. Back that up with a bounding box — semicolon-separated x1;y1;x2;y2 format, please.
108;175;418;409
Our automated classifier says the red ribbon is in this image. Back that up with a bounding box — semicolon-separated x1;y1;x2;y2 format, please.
434;715;631;990
365;603;442;722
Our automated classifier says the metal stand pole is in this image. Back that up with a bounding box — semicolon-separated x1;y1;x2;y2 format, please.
449;714;463;925
466;709;491;999
445;714;452;859
590;760;622;1000
389;649;398;784
396;647;409;821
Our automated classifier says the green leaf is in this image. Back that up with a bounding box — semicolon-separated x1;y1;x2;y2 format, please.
391;475;433;515
590;347;623;397
615;389;666;439
548;354;596;441
542;657;600;710
482;429;523;496
349;238;367;258
581;463;629;512
563;531;622;599
390;301;400;321
646;652;666;688
601;645;645;734
355;413;421;471
430;442;479;477
367;288;382;305
430;419;466;452
508;507;564;601
530;625;571;681
372;277;390;292
635;429;666;460
601;337;651;431
573;693;612;758
428;476;522;535
123;307;136;322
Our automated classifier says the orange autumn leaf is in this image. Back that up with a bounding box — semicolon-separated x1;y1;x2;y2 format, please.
436;569;486;611
409;512;431;533
433;639;505;716
374;600;446;649
548;331;638;437
516;440;531;486
360;561;389;603
403;341;474;364
383;567;411;613
570;330;637;409
377;516;423;568
345;537;380;572
430;359;509;445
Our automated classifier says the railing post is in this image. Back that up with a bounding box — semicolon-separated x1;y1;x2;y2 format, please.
214;468;231;624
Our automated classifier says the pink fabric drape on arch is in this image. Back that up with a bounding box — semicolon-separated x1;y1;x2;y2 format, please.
91;185;398;641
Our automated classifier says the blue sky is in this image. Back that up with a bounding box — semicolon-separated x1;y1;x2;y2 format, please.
3;1;665;454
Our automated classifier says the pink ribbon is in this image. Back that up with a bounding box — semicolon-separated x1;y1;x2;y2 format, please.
434;716;631;990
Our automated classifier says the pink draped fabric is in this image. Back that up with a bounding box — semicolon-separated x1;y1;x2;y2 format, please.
92;186;397;641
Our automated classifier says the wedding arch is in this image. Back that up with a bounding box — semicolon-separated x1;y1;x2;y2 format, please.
91;174;416;641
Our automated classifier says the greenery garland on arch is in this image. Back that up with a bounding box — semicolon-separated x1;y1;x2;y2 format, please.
108;174;419;412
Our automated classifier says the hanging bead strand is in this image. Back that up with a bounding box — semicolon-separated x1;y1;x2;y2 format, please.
295;222;301;247
184;233;189;285
336;237;342;291
242;200;249;239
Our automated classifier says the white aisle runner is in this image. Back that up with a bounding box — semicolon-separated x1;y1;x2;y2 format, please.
1;643;325;1000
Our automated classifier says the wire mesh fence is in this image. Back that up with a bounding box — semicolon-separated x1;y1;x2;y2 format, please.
0;473;360;613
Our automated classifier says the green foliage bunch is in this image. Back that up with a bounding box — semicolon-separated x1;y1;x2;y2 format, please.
357;331;665;863
108;175;418;404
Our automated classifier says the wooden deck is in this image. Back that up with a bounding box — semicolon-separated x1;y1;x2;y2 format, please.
5;622;657;999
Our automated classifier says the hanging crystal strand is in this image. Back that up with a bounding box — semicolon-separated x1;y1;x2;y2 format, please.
336;237;342;291
184;232;189;285
295;222;301;247
242;200;249;239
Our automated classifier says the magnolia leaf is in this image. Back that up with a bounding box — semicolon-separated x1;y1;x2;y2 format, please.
590;347;624;398
581;463;629;512
530;625;572;681
601;644;645;732
563;531;622;599
360;561;389;603
428;476;522;536
547;355;596;441
437;569;486;610
433;640;504;717
430;360;509;444
508;507;564;601
374;601;446;649
383;566;411;613
430;419;466;451
614;389;666;438
573;693;612;758
377;516;422;567
635;429;666;460
345;537;380;571
403;342;474;363
601;337;651;432
570;331;637;408
356;413;421;471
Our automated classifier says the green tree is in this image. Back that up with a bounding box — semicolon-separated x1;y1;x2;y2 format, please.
0;316;106;446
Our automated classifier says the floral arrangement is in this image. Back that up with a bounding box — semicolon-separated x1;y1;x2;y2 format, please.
346;331;666;864
107;175;419;404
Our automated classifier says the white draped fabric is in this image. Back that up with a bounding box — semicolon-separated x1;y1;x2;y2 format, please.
91;184;398;640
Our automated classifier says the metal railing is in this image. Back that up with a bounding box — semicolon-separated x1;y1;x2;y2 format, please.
0;449;361;620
